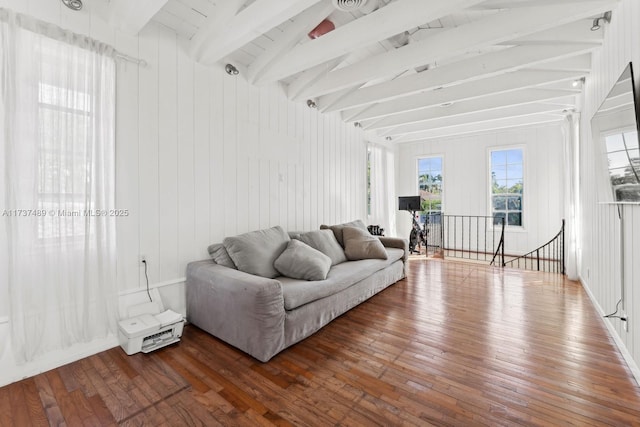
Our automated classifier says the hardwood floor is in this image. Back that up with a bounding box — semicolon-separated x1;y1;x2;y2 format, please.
2;259;640;426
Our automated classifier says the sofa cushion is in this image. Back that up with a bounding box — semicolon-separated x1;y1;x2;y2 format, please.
207;243;237;269
223;226;289;279
279;247;404;310
343;226;388;261
320;219;367;247
295;229;347;266
275;240;332;281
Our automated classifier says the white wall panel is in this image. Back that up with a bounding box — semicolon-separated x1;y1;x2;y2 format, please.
118;22;366;283
0;3;367;383
579;0;640;380
158;28;179;281
395;124;566;255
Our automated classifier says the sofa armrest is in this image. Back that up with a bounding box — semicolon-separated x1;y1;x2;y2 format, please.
379;236;409;261
186;260;285;362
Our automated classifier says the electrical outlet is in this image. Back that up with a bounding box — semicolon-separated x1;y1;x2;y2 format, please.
139;255;147;265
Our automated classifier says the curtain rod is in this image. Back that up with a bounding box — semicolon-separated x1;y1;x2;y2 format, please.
1;7;148;68
115;52;148;67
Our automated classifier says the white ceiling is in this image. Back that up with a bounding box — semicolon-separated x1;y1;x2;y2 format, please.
111;0;618;143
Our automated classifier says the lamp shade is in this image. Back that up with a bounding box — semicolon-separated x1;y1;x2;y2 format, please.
308;19;335;39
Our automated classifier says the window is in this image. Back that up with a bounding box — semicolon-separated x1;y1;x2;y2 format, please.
38;79;93;239
417;157;443;223
491;148;523;226
604;129;640;201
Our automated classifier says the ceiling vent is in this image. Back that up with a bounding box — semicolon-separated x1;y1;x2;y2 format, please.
332;0;369;12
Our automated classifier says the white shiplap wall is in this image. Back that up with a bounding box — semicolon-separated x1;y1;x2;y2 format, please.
395;124;566;255
0;0;366;385
578;0;640;380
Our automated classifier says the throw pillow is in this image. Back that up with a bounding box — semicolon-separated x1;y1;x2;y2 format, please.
223;226;290;278
274;240;332;281
207;243;237;269
295;229;347;266
320;219;367;247
342;226;388;261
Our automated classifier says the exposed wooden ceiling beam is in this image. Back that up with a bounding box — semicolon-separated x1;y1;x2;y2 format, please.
247;0;335;85
109;0;168;36
364;89;576;130
472;0;595;9
299;1;617;99
192;0;323;65
287;57;346;100
378;101;574;138
506;20;605;45
189;0;245;59
322;43;598;113
343;70;582;122
529;54;592;72
257;0;487;84
389;114;565;143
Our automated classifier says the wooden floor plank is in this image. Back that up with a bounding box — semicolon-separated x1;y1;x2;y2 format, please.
2;259;640;426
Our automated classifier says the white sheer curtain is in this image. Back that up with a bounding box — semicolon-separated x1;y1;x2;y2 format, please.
0;9;117;363
369;143;397;236
562;113;579;280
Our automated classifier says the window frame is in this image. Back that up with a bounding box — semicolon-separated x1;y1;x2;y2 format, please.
488;146;525;230
36;59;95;243
416;154;444;224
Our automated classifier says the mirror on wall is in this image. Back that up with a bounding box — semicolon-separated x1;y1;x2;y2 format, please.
592;63;640;202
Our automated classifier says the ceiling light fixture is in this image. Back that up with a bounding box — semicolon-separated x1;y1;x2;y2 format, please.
572;77;586;87
225;64;239;75
307;99;317;109
591;11;612;31
385;136;392;141
62;0;82;11
354;122;362;128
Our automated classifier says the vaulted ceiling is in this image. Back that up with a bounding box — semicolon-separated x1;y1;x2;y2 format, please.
109;0;618;143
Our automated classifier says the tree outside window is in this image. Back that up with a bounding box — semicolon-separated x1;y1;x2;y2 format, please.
417;157;443;224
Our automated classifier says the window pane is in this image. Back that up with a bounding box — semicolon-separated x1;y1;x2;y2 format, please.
616;184;640;201
493;195;506;210
491;151;506;164
624;131;639;149
493;180;508;194
507;164;523;180
606;134;626;152
506;149;523;164
493;212;506;225
508;212;522;226
507;179;523;193
507;196;522;210
608;150;630;169
492;165;507;180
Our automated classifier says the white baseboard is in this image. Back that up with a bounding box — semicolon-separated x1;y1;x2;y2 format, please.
0;277;186;388
0;335;119;388
579;275;640;386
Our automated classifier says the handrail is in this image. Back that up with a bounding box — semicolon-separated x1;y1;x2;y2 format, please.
503;220;565;274
424;214;504;263
489;217;505;267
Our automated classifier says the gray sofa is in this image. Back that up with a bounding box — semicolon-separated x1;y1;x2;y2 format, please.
186;221;409;362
